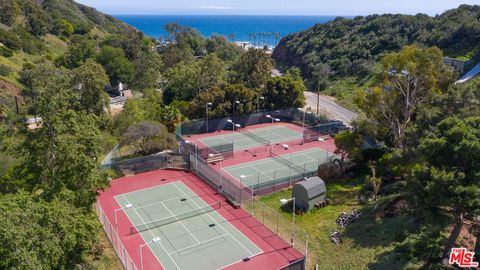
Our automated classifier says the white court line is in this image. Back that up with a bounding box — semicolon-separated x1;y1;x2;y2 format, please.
129;194;184;212
250;166;275;182
114;180;184;198
120;194;180;270
172;182;262;257
168;233;229;255
160;201;201;244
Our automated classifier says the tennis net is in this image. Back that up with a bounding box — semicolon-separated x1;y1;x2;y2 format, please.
130;202;221;234
270;151;305;175
241;129;270;145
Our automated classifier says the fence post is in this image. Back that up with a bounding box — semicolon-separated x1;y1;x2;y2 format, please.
276;213;279;234
305;233;309;270
262;204;265;224
257;174;260;194
273;171;276;193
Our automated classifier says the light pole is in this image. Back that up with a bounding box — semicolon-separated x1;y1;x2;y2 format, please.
256;96;265;112
227;119;241;132
280;197;296;246
266;115;280;125
298;108;312;144
140;236;161;270
206;102;212;133
233;100;240;118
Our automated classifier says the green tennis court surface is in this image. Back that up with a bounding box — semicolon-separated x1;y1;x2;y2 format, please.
115;181;262;270
199;126;302;150
223;148;333;190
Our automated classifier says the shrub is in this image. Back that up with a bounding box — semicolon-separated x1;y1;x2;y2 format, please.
0;29;21;50
0;65;13;77
0;46;13;57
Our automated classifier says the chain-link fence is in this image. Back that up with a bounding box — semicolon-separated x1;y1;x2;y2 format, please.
242;199;311;270
177;108;331;137
190;153;252;204
109;152;190;176
96;202;138;270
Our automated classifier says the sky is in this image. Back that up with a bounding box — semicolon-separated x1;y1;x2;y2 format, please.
75;0;479;16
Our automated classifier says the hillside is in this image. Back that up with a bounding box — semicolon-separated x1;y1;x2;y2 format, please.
273;4;480;80
0;0;142;111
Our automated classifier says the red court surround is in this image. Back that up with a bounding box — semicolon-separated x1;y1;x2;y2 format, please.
98;169;305;270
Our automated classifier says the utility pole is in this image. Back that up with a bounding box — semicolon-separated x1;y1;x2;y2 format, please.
15;96;19;115
316;82;320;115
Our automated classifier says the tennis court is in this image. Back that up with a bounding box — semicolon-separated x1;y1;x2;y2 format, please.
198;125;302;150
115;181;262;270
223;148;334;190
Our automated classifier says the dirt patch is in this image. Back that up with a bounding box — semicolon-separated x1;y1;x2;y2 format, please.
0;79;21;96
455;219;478;251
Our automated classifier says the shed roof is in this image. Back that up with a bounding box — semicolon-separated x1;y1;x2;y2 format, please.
295;176;325;198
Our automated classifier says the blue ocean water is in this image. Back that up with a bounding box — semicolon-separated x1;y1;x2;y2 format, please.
115;15;336;46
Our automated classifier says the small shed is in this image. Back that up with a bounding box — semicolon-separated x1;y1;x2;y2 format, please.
292;177;326;211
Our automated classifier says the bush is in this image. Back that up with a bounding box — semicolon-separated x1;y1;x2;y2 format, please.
0;29;21;50
0;65;13;77
0;46;13;57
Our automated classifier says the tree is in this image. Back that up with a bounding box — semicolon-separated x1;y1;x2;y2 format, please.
10;63;109;209
55;19;75;36
120;121;177;156
72;59;110;115
60;35;96;69
415;117;480;262
263;74;306;110
334;130;363;171
131;50;163;91
224;84;257;116
357;45;454;148
159;44;194;70
0;192;100;269
231;49;273;89
205;35;243;62
163;55;225;103
190;85;229;119
158;105;182;133
190;84;258;119
96;45;135;85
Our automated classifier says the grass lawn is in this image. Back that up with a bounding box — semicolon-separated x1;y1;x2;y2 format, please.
256;180;412;270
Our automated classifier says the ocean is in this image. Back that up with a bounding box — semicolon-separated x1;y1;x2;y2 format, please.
115;15;337;47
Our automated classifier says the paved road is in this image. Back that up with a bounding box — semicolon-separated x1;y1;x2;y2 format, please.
304;91;358;126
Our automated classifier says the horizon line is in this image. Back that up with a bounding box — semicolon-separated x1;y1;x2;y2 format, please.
111;14;356;16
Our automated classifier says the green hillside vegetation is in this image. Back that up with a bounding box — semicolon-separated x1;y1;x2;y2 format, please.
273;4;480;84
0;0;142;109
